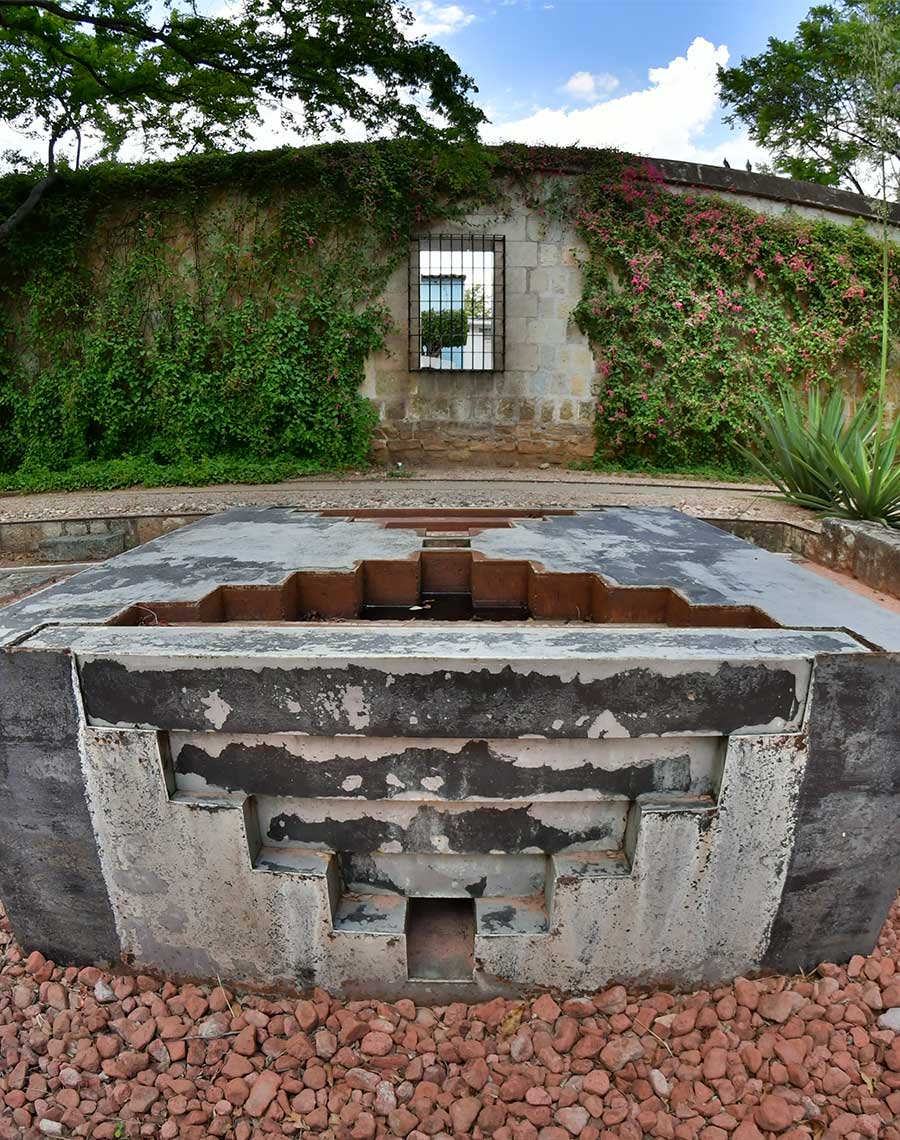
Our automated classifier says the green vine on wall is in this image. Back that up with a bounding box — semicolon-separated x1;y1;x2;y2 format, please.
0;142;897;488
568;153;899;471
0;141;495;482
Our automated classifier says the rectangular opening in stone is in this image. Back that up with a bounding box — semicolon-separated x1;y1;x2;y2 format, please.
406;897;475;981
409;235;504;373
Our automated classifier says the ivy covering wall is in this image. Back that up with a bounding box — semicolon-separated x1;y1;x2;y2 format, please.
0;142;896;488
0;141;494;488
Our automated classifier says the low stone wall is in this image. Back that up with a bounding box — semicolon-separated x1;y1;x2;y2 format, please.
812;518;900;597
718;516;900;602
0;514;203;562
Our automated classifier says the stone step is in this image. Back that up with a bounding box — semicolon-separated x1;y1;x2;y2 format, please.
475;895;549;936
339;851;547;899
253;846;334;879
333;893;408;935
38;530;126;562
552;849;632;882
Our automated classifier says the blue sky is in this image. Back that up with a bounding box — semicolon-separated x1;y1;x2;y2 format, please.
404;0;814;165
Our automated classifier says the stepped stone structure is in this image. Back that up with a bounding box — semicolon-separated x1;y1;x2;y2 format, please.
0;507;898;999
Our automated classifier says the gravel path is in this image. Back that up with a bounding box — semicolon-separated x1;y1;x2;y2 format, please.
0;895;896;1140
0;469;814;529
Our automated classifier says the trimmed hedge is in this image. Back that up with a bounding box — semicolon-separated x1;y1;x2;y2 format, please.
420;308;469;356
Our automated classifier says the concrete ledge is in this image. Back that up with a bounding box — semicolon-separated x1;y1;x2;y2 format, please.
23;624;864;738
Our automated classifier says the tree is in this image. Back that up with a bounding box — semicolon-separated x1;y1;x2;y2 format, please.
0;0;485;237
718;0;900;195
463;283;489;319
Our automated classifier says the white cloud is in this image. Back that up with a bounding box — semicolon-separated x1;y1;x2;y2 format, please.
406;1;476;38
483;36;766;168
560;70;619;104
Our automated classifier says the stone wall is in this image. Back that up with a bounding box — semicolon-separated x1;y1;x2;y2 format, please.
363;161;900;467
363;187;597;467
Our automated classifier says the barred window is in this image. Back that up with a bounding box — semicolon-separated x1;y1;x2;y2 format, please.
409;235;505;372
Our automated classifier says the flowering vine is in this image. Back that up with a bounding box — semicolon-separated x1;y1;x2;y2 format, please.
570;154;899;470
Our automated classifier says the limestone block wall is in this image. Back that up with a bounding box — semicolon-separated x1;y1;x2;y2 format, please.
362;189;597;466
361;161;900;467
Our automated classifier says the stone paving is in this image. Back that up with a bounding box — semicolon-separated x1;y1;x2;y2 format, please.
0;894;896;1140
0;469;813;529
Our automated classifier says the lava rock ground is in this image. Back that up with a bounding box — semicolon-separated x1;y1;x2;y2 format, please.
0;896;897;1140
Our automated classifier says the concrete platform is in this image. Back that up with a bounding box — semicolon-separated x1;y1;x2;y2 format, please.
0;506;897;999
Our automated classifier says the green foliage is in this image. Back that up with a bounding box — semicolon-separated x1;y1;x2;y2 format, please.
0;0;484;174
576;457;756;482
746;387;900;524
0;454;340;493
742;385;873;499
2;140;900;483
420;307;468;356
717;0;900;193
569;153;898;469
0;140;495;476
733;4;900;526
463;284;489;319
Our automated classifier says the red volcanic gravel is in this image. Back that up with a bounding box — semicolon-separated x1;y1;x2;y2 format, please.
0;895;897;1140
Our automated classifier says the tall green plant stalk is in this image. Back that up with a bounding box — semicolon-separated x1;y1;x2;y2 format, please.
855;1;897;431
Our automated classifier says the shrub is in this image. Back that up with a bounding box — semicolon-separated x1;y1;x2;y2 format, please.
746;388;900;526
420;308;468;357
570;154;897;470
0;141;495;478
744;386;876;501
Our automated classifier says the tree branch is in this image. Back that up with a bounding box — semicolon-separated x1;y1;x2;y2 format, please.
0;173;59;242
0;0;258;79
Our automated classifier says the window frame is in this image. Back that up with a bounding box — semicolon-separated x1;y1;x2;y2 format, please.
408;234;506;374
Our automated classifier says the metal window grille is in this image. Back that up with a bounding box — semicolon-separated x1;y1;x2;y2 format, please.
409;235;505;373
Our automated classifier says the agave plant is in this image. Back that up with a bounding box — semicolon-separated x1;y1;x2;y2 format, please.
811;415;900;527
745;387;873;500
745;386;900;527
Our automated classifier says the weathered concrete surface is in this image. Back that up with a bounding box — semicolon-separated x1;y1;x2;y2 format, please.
4;505;900;647
26;624;859;737
77;723;810;992
765;653;900;972
0;509;423;628
0;506;898;996
169;732;723;800
80;727;409;994
476;733;808;989
473;509;900;648
0;647;119;965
